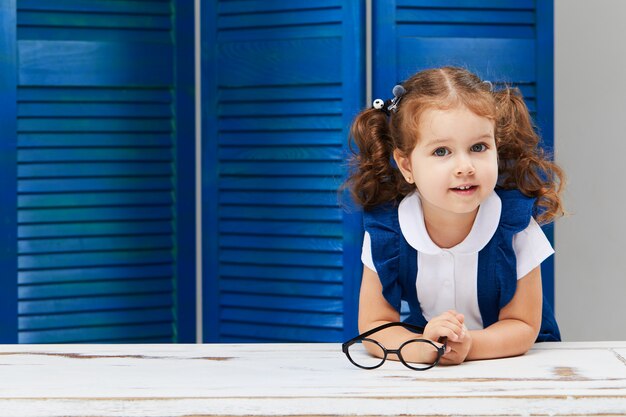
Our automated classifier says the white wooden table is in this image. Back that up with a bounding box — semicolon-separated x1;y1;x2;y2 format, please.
1;342;625;416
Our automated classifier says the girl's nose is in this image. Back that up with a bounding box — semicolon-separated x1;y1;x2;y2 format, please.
455;157;475;176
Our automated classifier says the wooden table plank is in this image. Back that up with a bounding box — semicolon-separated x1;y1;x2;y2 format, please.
0;342;625;416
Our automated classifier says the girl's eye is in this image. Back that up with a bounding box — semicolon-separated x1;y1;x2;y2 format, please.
433;147;449;157
471;143;487;152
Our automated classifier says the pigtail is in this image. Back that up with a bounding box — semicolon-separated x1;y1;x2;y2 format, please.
344;108;412;210
494;87;566;225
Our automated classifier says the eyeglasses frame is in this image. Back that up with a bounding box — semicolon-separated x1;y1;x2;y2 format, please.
342;321;448;371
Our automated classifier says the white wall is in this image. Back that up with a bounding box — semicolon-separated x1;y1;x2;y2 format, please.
555;0;626;341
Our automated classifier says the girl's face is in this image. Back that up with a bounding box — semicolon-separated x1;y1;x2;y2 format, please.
394;105;498;221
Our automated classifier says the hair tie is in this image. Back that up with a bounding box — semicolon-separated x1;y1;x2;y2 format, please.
372;99;385;110
387;84;406;112
372;84;406;115
483;80;493;91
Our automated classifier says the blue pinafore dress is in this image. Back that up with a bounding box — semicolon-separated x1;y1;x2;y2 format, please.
362;188;561;342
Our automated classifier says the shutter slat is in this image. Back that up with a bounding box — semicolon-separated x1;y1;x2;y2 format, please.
19;235;173;254
18;118;173;133
18;12;172;30
220;206;342;222
396;0;534;9
397;9;535;24
19;103;172;117
219;249;342;268
220;162;342;176
19;221;173;238
19;206;172;223
19;293;173;315
219;191;339;206
220;294;342;313
219;101;342;117
19;177;173;193
19;0;171;15
218;9;343;29
220;322;341;342
19;308;173;331
19;322;173;343
219;177;340;191
19;149;172;162
221;307;342;328
218;146;342;161
19;192;173;208
19;250;174;269
220;235;341;252
19;163;173;178
218;116;342;131
20;279;173;300
219;131;342;146
18;87;172;103
220;279;342;298
218;0;342;14
219;220;341;237
397;23;535;38
19;134;173;148
219;85;340;102
19;264;174;285
218;25;342;42
220;264;342;283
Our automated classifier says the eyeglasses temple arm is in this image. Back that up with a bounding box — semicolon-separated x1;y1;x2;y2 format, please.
342;321;426;349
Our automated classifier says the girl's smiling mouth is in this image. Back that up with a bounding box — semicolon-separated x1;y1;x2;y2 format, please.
450;185;478;195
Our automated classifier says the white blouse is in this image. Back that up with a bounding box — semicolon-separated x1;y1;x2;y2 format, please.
361;190;554;330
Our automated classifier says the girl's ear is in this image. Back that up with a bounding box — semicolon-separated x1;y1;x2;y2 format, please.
393;149;414;183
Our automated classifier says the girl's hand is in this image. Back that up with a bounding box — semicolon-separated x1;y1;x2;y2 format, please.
423;310;465;345
439;323;472;366
421;310;466;364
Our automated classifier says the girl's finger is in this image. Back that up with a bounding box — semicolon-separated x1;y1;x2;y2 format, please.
441;312;463;326
443;310;459;321
439;350;459;365
434;326;461;342
430;317;462;333
436;322;463;340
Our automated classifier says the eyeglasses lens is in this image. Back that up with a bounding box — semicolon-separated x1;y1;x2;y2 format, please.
347;339;385;369
400;340;440;370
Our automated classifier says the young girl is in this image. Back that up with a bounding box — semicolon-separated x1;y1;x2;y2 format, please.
346;66;565;366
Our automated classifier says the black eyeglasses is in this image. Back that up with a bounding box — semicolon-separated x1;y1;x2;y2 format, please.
342;322;447;371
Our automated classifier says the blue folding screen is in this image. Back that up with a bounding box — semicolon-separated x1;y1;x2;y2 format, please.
0;0;195;343
202;0;555;342
202;0;365;342
373;0;556;305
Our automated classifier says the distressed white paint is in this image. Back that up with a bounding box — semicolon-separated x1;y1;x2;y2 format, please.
0;342;625;416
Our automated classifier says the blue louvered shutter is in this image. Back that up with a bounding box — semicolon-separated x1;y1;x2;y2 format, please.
15;0;191;343
203;1;364;342
374;0;556;308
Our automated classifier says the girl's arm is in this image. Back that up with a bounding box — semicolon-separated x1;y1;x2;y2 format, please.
358;265;414;361
466;265;543;360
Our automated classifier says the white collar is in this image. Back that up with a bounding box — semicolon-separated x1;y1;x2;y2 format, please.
398;190;502;255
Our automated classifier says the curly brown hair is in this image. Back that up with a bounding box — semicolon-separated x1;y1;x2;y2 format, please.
344;66;565;225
